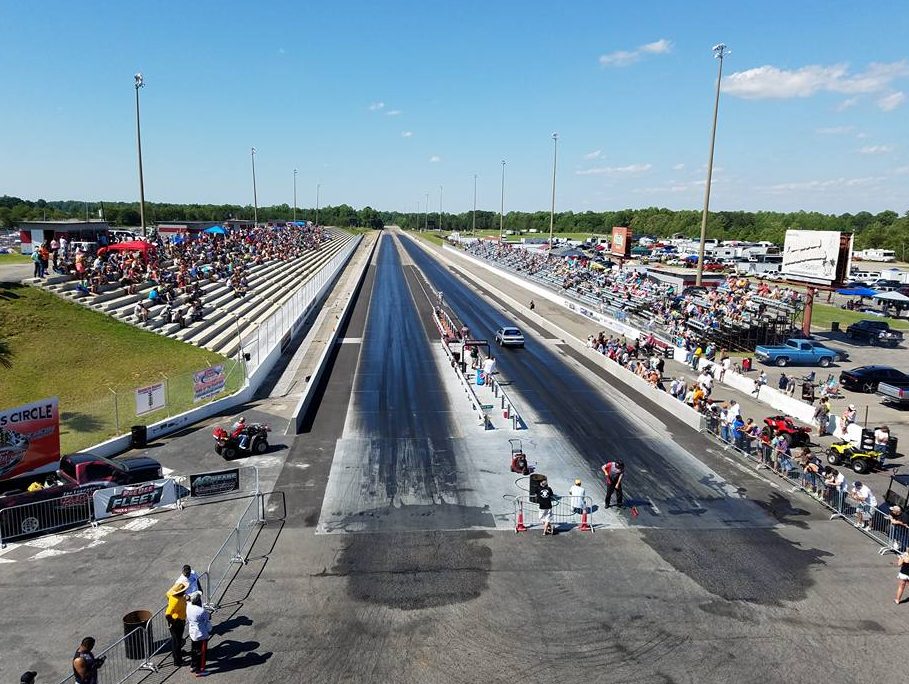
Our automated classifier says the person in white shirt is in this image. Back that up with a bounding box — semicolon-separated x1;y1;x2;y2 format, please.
186;592;211;675
874;426;890;465
849;481;877;529
482;355;496;379
568;479;587;514
176;565;202;597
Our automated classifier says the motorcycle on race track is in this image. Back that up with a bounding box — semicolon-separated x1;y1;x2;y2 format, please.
212;423;271;460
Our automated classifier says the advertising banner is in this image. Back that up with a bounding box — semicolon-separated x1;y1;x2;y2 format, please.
92;479;177;520
611;226;632;258
135;381;166;416
0;397;61;480
193;365;226;402
189;468;241;498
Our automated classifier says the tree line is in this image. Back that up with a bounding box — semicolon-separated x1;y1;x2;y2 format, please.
1;195;906;255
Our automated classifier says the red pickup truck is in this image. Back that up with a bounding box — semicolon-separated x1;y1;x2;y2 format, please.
0;453;163;541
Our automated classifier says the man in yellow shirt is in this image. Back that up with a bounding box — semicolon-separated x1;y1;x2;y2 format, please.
165;581;188;667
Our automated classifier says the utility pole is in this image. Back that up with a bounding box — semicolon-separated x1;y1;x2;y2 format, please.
424;192;429;231
250;147;258;225
134;73;147;237
438;185;443;233
293;169;298;222
548;132;559;252
316;183;321;226
472;174;478;233
500;160;506;239
696;43;730;286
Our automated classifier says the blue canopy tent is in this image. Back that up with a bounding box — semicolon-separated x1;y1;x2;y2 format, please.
203;225;228;235
836;287;878;297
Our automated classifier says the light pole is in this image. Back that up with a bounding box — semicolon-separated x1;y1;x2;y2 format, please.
424;192;429;231
438;185;443;233
548;132;559;252
293;169;298;223
500;160;506;240
472;174;478;233
696;43;729;286
316;183;321;226
134;73;147;237
250;147;258;225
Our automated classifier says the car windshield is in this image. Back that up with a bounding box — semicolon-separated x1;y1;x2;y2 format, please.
503;328;522;336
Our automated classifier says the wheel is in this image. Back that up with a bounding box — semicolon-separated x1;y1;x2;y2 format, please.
847;331;855;339
826;450;841;466
819;357;831;368
21;516;40;535
214;444;223;455
852;458;870;475
222;446;237;460
861;381;876;393
253;439;268;455
775;357;789;367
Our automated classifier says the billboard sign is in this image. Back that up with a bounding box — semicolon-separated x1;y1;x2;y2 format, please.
193;365;226;402
782;230;850;284
611;226;632;258
135;381;166;416
0;397;61;480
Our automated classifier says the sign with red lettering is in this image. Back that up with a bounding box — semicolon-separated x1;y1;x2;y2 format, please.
92;479;177;520
0;397;60;480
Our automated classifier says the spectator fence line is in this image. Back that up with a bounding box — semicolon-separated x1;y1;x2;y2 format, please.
0;493;93;547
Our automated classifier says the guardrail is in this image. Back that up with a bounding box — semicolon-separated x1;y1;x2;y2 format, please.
484;372;525;430
511;495;596;533
702;420;909;556
0;492;93;546
205;494;265;609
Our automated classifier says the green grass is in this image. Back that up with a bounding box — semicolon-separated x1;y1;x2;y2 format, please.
0;252;29;264
0;283;242;453
804;302;909;331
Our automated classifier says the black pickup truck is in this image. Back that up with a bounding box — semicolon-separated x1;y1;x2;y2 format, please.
0;453;163;541
845;320;905;347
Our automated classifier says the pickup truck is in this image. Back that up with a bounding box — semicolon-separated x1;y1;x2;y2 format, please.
877;381;909;406
845;320;905;347
754;339;847;368
0;453;163;541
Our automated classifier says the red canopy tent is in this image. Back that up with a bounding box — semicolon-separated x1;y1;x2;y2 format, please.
103;240;156;254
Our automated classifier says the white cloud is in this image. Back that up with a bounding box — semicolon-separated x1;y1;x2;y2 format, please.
672;163;686;171
386;109;402;116
856;132;868;139
858;145;892;155
368;101;385;111
760;176;884;193
598;38;672;67
429;155;441;163
837;97;859;111
816;126;853;134
401;131;413;138
723;60;909;99
584;149;602;160
878;91;906;111
576;163;652;176
894;165;909;175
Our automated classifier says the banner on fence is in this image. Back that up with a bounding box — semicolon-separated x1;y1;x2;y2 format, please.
193;365;226;402
135;381;166;416
92;479;177;520
189;468;240;498
0;397;61;480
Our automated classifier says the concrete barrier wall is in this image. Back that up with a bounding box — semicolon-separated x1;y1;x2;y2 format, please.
427;239;706;432
291;234;379;433
84;236;363;458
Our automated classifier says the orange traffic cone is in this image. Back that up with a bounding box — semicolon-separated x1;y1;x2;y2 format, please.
578;508;591;532
515;503;527;533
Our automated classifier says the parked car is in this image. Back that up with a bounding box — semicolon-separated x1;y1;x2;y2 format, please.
868;279;904;292
839;365;909;393
495;326;525;348
754;339;847;367
845;320;905;347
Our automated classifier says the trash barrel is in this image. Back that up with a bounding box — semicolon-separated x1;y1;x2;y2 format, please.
123;610;153;660
888;436;898;459
831;321;840;332
476;369;485;386
861;428;875;451
130;424;148;449
528;473;547;504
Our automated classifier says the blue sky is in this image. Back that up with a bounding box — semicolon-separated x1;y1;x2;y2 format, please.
1;0;908;214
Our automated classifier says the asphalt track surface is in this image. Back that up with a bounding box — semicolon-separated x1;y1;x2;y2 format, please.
5;232;909;682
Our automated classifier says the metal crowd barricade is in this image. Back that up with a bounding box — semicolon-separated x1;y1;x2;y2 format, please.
0;492;93;548
513;495;595;533
205;493;265;609
485;372;525;430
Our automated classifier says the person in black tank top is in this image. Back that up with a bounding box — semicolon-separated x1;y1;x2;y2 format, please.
895;550;909;605
73;636;104;684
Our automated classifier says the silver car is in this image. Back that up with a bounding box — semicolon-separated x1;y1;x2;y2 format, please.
495;326;525;348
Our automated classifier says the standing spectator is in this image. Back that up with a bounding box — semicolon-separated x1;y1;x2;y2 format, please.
177;564;202;597
536;478;555;536
165;581;189;667
72;637;105;684
601;460;625;509
786;375;797;397
849;480;876;529
690;344;703;371
874;425;891;466
719;404;732;443
719;354;731;382
482;354;496;380
568;479;586;515
823;467;845;506
889;506;909;551
778;373;789;392
21;672;37;684
752;370;768;397
732;413;746;451
814;397;831;437
895;549;909;605
31;248;44;279
842;404;857;428
529;299;535;311
186;592;212;675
